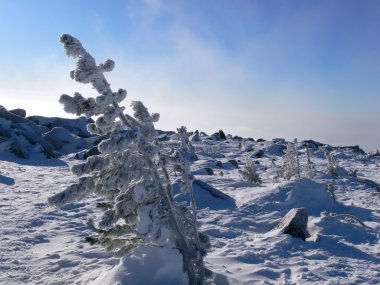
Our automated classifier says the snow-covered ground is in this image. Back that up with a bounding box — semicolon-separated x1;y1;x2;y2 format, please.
1;136;380;284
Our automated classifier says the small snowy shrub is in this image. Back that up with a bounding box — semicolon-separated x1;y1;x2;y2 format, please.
280;140;300;180
175;126;197;161
303;144;316;178
326;180;336;202
239;156;261;184
176;126;190;151
48;34;207;285
326;152;339;177
202;143;223;158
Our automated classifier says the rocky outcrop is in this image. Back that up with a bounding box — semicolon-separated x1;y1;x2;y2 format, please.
0;106;100;158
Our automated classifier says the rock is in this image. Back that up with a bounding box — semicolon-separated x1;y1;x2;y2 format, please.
0;106;42;134
272;208;309;240
355;177;380;191
266;143;286;156
257;138;266;142
369;149;380;157
156;129;175;136
9;108;26;118
233;136;243;140
340;145;366;156
301;140;323;150
251;149;265;158
27;116;94;138
43;127;91;154
10;140;28;158
210;132;221;141
210;130;227;141
244;145;254;152
0;106;56;158
190;130;200;142
181;151;198;162
228;159;239;169
218;130;226;140
205;167;214;175
156;133;170;141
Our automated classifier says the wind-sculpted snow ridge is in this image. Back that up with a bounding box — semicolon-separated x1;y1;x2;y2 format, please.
1;134;380;284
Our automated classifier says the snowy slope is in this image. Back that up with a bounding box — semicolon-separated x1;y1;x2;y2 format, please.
1;135;380;285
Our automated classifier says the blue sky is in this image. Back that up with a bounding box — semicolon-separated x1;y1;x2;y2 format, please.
0;0;379;150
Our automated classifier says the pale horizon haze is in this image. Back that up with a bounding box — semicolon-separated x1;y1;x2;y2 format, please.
0;0;379;151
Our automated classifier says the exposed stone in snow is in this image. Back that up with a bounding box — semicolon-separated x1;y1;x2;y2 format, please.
271;208;309;240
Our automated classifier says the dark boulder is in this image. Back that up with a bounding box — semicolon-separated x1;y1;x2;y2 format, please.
218;130;226;140
244;145;254;152
228;159;239;169
9;108;26;118
251;149;265;158
190;130;200;142
302;140;323;150
233;136;243;140
340;145;366;156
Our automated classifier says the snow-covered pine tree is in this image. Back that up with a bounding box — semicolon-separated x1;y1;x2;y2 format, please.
48;34;208;285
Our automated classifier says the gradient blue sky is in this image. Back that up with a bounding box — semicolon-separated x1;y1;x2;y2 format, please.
0;0;379;150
